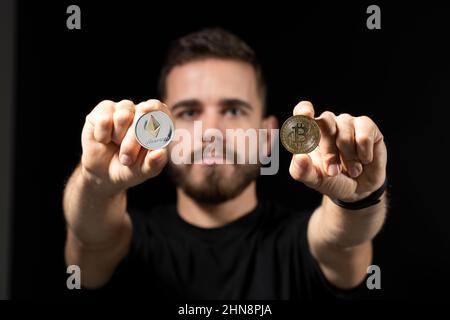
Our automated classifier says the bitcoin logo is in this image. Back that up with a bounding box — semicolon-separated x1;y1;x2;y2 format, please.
291;122;307;145
280;115;320;154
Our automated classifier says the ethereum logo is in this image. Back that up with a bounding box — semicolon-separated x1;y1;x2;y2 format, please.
144;115;161;137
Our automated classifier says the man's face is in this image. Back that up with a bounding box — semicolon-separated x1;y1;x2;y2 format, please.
165;58;267;204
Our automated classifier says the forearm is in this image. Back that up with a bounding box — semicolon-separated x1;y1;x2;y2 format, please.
314;193;387;248
308;193;387;288
63;164;128;248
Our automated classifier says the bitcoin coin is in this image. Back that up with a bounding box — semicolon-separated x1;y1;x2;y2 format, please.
135;111;174;150
280;115;320;154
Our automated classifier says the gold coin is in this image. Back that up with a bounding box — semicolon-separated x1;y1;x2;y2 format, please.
280;115;321;154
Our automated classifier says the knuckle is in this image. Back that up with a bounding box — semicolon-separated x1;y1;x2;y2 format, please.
356;134;372;146
96;100;115;111
137;101;157;113
147;99;162;109
118;99;134;105
320;111;335;119
113;109;132;126
357;115;373;125
294;101;314;116
336;125;354;145
117;99;135;111
337;113;352;122
96;114;111;128
147;98;162;105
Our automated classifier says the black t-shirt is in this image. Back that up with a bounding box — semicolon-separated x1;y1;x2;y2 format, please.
98;200;367;299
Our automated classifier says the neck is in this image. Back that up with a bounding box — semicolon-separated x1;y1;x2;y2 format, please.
176;182;257;228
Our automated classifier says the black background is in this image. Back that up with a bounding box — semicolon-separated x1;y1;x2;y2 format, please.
12;1;450;299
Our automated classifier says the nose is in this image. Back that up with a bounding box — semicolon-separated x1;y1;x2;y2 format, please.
200;108;225;140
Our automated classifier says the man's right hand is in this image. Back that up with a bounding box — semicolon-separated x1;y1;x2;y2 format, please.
64;99;172;288
81;99;171;195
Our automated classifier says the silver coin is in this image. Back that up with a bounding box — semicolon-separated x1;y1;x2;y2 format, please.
135;111;174;150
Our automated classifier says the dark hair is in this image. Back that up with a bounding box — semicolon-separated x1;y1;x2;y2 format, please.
157;28;266;107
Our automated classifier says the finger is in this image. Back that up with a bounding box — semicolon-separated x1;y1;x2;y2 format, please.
289;154;321;189
112;100;135;145
335;113;362;178
293;100;315;118
119;99;168;166
315;111;341;176
366;136;387;188
82;114;95;146
89;100;115;144
141;148;168;178
354;116;381;165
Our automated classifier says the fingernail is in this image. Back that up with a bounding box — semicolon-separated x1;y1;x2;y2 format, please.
348;163;362;178
120;154;132;166
327;164;340;176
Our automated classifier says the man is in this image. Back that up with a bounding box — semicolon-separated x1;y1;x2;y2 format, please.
63;28;387;299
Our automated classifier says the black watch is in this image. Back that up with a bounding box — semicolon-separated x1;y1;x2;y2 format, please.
330;178;387;211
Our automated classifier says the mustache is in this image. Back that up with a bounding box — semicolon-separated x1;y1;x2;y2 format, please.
190;146;238;164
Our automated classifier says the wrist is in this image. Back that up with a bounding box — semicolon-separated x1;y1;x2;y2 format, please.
330;178;388;211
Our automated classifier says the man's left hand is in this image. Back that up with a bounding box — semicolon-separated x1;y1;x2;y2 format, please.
289;101;387;202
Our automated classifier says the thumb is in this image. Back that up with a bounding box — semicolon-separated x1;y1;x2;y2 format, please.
141;148;168;178
293;100;315;117
289;154;321;189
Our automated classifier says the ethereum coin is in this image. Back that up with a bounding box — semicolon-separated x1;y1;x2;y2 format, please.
280;115;320;154
135;111;174;150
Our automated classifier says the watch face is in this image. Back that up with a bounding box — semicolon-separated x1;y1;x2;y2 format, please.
135;111;174;150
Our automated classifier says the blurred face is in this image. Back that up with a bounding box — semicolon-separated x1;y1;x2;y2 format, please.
165;58;268;204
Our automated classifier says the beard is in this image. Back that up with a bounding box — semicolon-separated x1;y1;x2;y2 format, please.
167;148;260;205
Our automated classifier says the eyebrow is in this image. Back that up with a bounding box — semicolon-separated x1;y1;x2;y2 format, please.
170;99;202;113
219;98;253;112
170;98;253;112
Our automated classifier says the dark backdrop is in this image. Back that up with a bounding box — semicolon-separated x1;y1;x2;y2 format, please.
12;1;449;299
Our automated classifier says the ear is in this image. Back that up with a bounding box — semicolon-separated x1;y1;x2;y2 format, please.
261;115;278;156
